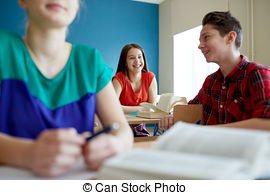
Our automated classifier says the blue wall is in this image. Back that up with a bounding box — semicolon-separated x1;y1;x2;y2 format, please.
0;0;159;82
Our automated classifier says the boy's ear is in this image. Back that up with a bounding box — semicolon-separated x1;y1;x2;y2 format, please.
226;31;237;45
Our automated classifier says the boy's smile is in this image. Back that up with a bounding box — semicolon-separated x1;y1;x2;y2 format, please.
198;24;228;64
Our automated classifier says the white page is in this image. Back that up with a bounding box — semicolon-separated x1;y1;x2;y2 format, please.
98;122;270;180
140;102;165;113
157;93;173;112
98;149;252;179
154;122;270;165
140;94;185;113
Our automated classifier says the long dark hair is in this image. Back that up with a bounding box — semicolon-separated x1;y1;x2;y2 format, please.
116;43;149;75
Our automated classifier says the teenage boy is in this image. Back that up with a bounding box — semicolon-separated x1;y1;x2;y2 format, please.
159;11;270;130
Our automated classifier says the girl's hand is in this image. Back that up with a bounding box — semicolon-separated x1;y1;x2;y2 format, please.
83;133;126;170
28;128;85;177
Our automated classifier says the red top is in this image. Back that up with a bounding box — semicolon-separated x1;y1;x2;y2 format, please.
113;72;155;106
189;55;270;125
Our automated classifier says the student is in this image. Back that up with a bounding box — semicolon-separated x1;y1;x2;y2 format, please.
0;0;133;177
159;11;270;130
112;43;158;136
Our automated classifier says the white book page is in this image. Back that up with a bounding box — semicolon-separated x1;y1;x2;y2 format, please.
156;93;173;112
140;94;186;113
98;123;270;180
98;149;251;179
158;94;186;112
140;102;165;113
153;122;270;165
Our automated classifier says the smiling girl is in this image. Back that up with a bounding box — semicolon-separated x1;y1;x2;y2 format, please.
112;43;158;136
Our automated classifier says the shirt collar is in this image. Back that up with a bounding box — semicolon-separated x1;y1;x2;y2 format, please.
216;55;248;82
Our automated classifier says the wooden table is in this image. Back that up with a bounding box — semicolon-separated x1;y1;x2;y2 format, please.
133;136;159;149
125;115;161;124
95;115;161;134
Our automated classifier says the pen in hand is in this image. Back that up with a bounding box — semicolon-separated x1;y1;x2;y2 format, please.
85;122;120;142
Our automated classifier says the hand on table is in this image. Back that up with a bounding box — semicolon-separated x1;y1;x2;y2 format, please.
28;128;85;177
83;133;127;170
159;114;174;130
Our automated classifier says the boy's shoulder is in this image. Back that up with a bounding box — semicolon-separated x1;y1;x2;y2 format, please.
205;69;219;81
240;59;270;83
243;60;270;74
246;61;269;70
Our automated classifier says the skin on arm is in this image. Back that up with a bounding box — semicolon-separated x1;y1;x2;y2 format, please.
217;118;270;130
147;76;158;105
0;133;33;167
83;82;133;170
112;78;149;113
0;128;85;177
159;117;270;131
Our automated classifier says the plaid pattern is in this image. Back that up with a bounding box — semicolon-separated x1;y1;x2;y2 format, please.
131;123;150;137
189;55;270;125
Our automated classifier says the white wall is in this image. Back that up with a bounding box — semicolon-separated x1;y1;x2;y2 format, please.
159;0;270;93
253;0;270;65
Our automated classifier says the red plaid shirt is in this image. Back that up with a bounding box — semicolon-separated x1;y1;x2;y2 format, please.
189;55;270;125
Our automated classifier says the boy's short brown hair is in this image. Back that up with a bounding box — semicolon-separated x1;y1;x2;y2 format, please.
202;11;242;49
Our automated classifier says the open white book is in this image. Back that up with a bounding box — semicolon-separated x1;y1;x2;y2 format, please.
98;122;270;179
138;93;187;118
